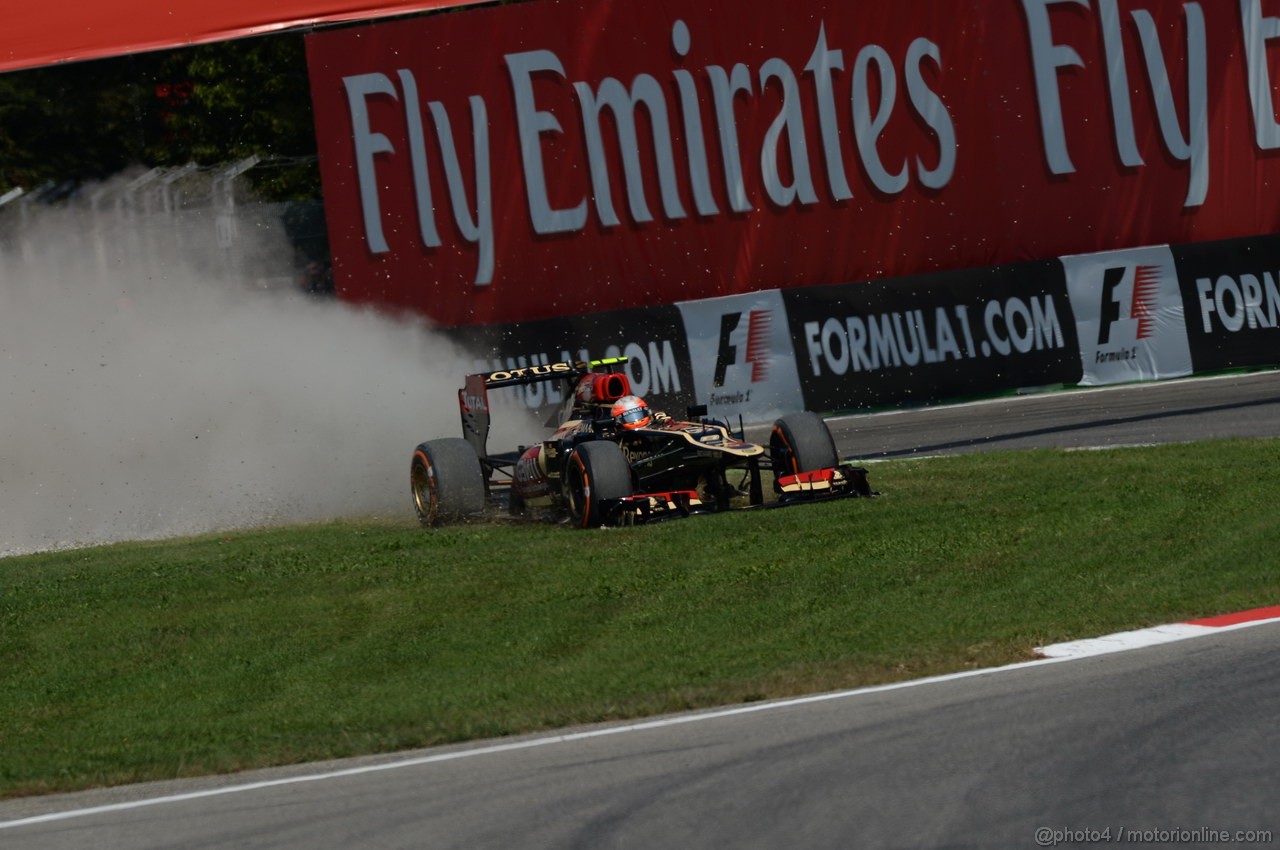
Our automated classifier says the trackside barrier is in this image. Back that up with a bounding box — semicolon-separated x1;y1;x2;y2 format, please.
446;233;1280;425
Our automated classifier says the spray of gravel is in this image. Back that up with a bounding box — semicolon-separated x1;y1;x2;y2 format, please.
0;192;525;556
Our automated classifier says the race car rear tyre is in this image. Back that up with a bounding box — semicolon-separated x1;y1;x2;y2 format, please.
770;412;839;477
411;438;486;526
564;441;633;529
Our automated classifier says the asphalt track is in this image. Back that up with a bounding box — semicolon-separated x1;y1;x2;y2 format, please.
824;369;1280;459
3;624;1277;849
4;372;1279;848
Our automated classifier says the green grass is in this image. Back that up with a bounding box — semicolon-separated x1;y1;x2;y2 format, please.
3;439;1279;797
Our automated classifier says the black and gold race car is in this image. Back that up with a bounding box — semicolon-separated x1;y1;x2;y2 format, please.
411;357;873;528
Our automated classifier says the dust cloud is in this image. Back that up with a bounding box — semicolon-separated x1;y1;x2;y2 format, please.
0;193;505;556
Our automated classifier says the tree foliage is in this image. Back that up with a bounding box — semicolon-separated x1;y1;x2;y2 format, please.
0;34;319;200
0;57;148;190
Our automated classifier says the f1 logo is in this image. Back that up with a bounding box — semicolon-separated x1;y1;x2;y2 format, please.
1098;265;1159;345
713;310;771;387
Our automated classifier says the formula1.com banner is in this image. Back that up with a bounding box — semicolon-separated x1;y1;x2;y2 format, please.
781;263;1082;412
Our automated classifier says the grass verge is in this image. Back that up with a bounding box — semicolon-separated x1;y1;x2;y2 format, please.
3;439;1279;797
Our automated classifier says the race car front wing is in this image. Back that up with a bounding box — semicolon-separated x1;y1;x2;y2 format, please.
601;463;875;525
775;463;875;502
608;489;707;526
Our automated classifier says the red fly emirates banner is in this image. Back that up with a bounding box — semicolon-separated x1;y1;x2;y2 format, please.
306;0;1280;327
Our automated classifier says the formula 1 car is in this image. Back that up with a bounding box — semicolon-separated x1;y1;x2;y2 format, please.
410;357;873;528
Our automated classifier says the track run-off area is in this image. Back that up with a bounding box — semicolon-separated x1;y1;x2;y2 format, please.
4;370;1279;848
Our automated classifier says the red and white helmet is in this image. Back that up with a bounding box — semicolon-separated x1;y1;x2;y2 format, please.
611;395;651;430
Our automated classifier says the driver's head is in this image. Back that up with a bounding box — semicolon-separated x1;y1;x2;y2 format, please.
611;395;651;430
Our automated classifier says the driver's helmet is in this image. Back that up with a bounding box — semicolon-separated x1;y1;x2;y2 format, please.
611;394;652;430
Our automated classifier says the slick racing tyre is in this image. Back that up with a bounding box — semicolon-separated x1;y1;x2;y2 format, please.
411;438;486;526
564;441;633;528
770;412;839;477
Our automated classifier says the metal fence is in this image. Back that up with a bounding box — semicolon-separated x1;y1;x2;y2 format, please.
0;158;327;293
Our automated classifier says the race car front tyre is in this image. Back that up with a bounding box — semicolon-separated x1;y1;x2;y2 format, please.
411;438;486;526
564;441;633;528
770;412;839;477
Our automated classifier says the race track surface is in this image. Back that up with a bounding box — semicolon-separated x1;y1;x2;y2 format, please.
3;623;1277;849
824;370;1280;459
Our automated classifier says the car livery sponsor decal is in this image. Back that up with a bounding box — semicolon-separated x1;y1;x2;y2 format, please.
483;360;588;387
1062;246;1192;385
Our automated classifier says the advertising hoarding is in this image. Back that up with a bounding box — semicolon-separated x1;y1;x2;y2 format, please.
781;262;1081;411
307;0;1280;327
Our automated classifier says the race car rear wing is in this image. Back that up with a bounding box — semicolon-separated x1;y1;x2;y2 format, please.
458;357;628;458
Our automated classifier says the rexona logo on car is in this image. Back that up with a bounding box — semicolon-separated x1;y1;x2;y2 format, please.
1063;246;1192;385
678;291;804;423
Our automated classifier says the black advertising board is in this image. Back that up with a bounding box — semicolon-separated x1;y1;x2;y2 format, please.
1172;234;1280;372
781;262;1083;412
443;305;696;420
